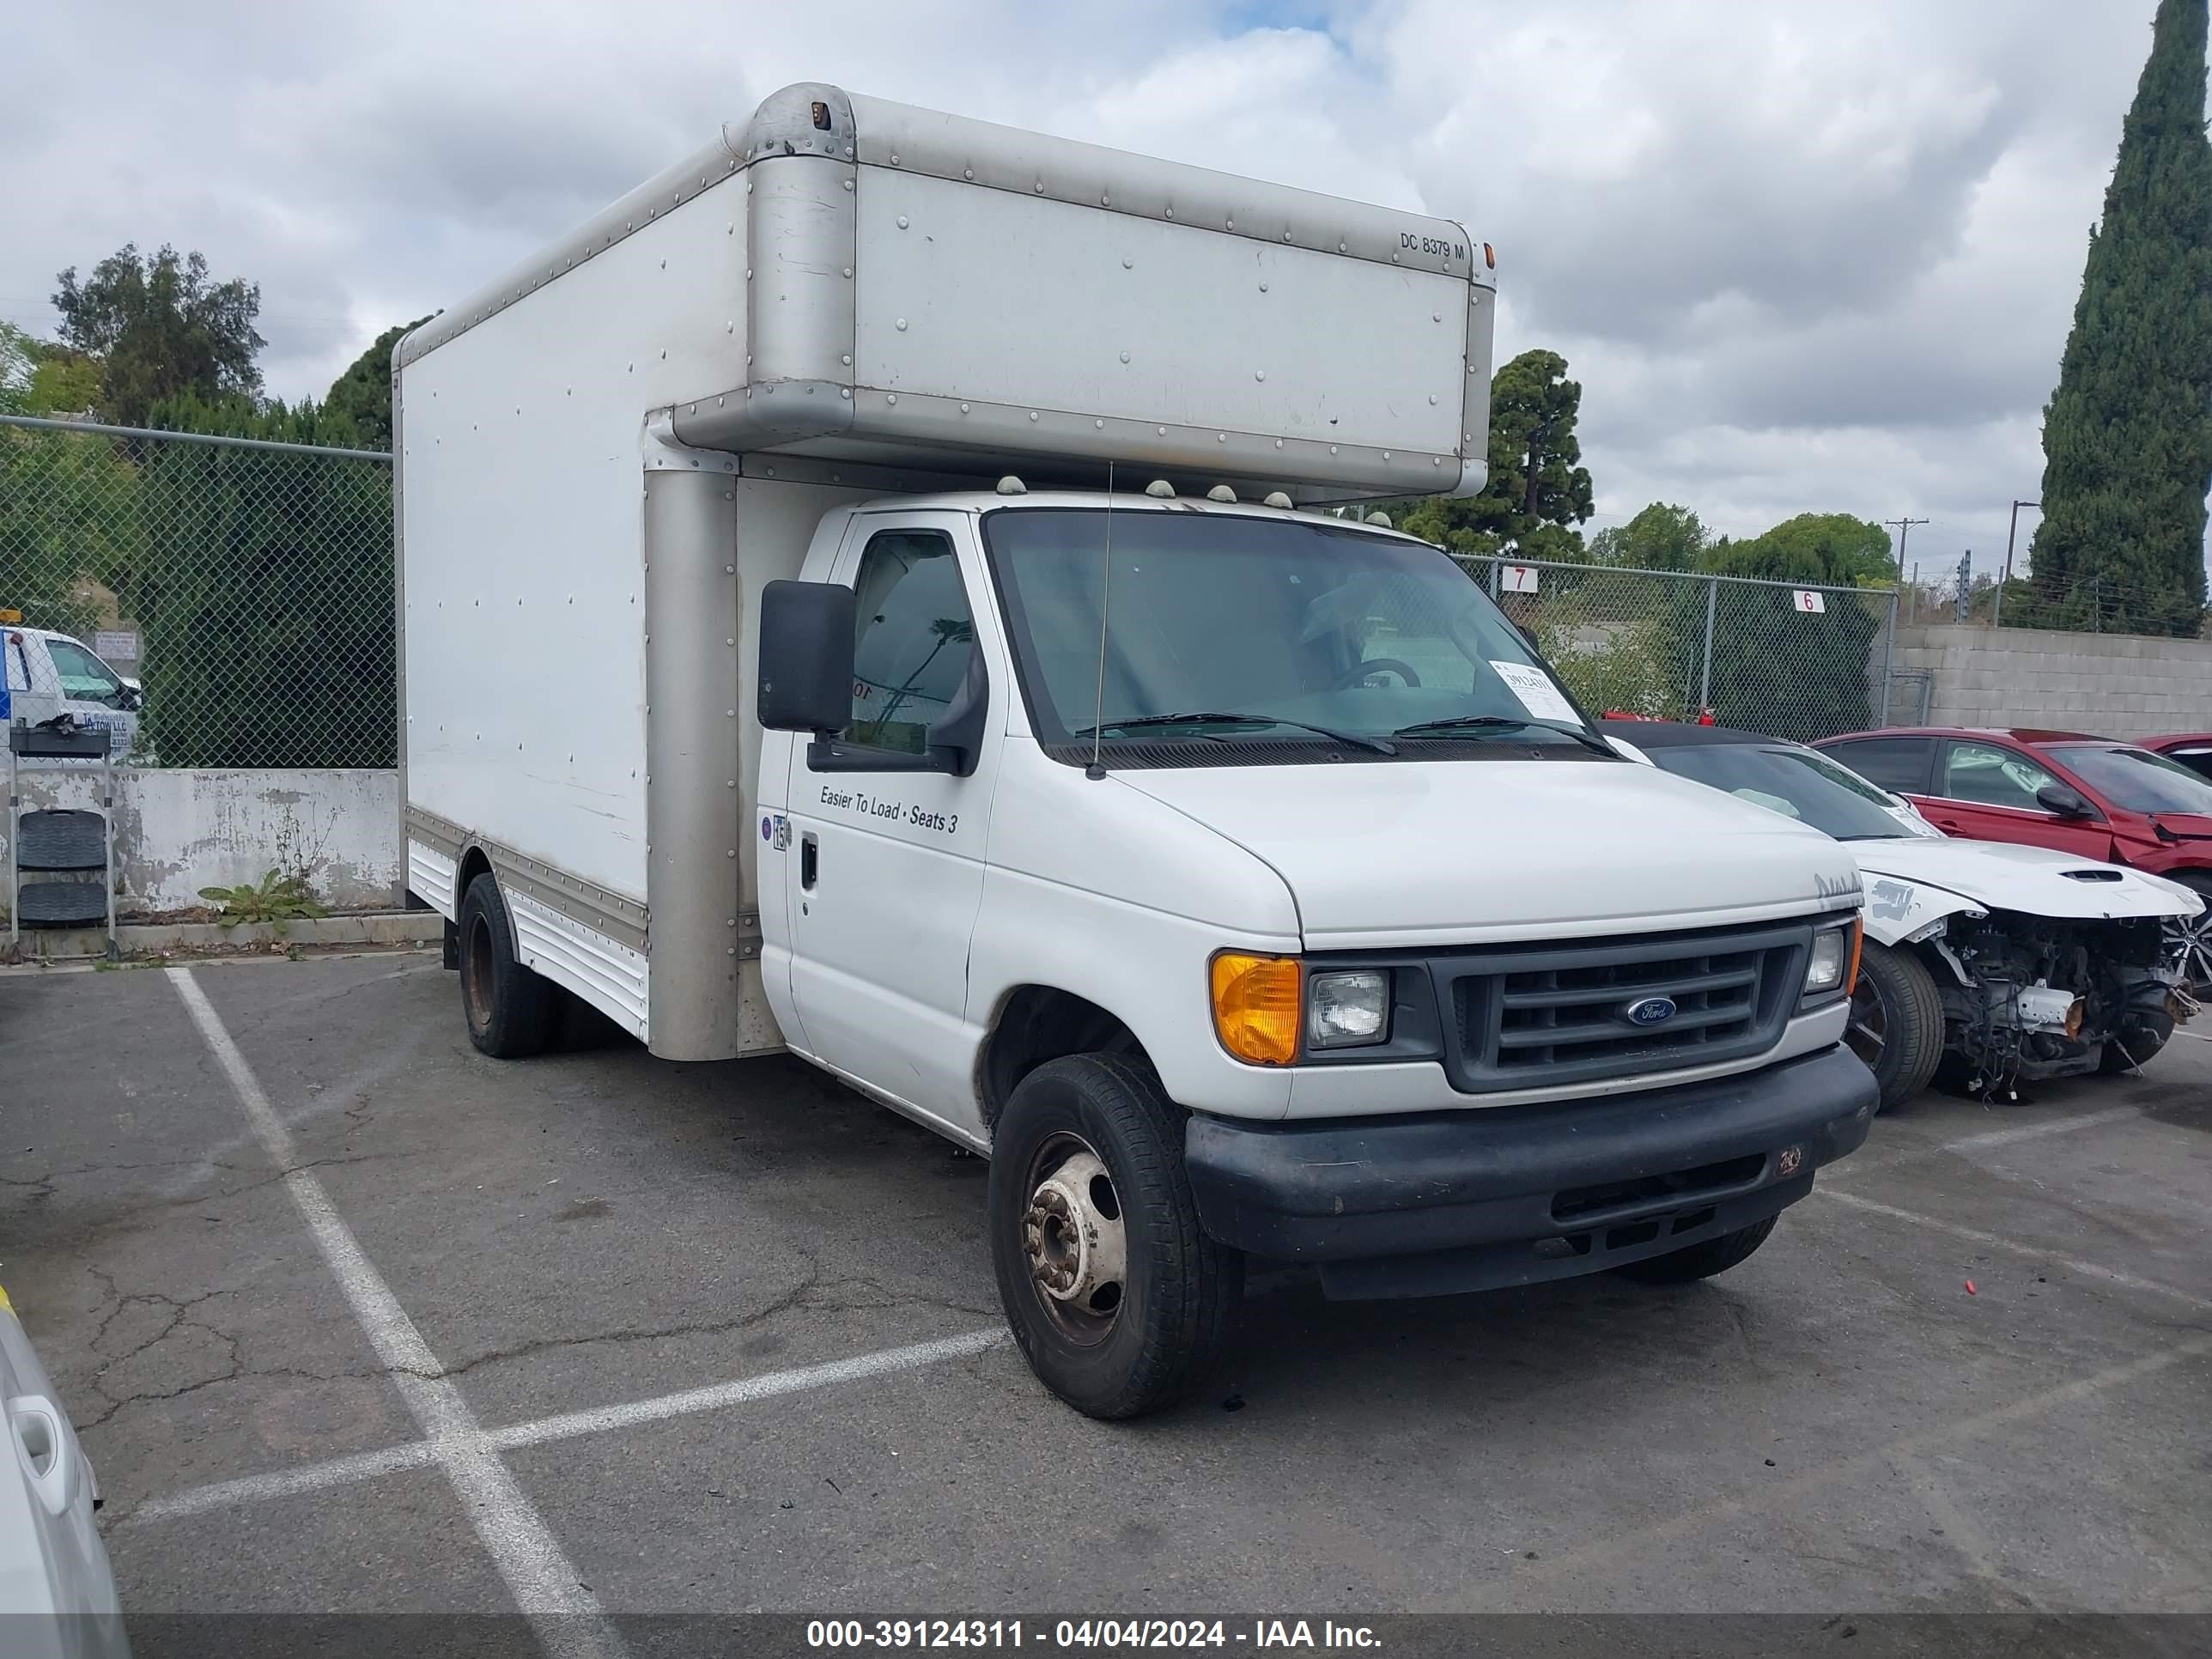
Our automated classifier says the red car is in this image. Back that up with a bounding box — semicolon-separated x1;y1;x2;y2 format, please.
2143;732;2212;786
1814;726;2212;986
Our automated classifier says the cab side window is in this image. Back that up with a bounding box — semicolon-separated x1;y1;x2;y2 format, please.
848;532;974;755
45;638;125;708
1824;737;1934;794
1941;741;2060;811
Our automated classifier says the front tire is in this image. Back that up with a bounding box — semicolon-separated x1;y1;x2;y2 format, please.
458;873;560;1059
1844;940;1945;1111
1614;1216;1778;1284
988;1054;1243;1419
2097;1018;2172;1073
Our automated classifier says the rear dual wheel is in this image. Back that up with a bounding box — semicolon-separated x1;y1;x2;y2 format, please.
458;873;562;1059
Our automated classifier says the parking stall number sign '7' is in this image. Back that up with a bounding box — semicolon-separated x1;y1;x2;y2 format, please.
1791;590;1826;614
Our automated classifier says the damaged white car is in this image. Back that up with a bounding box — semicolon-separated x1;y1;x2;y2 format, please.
1604;720;2203;1110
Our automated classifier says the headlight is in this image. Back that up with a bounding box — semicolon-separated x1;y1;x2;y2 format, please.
1804;921;1862;997
1308;969;1390;1048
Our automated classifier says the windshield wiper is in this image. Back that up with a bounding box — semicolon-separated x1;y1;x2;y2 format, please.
1390;714;1615;757
1074;711;1395;755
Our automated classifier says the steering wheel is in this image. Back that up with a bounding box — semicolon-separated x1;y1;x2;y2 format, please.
1337;658;1422;689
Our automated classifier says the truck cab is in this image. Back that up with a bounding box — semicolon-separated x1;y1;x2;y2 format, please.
397;82;1876;1419
1;621;139;757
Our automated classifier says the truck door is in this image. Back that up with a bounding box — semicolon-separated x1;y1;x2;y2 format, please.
781;514;1003;1136
41;635;137;757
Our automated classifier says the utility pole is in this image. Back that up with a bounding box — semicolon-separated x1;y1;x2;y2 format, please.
1883;517;1929;568
1993;499;2038;629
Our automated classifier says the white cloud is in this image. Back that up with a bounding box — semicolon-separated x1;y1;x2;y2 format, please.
1;0;2191;581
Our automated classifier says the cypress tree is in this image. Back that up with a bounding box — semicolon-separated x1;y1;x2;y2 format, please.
2027;0;2212;637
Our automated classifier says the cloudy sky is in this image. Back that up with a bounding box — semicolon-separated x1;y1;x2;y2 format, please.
2;0;2190;580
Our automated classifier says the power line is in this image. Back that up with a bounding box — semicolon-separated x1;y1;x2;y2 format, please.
1883;517;1929;568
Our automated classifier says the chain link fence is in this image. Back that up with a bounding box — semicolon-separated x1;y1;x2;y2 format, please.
2;415;1913;765
0;414;393;768
1452;556;1901;744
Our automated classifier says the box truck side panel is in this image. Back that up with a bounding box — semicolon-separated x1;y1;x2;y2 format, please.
853;167;1469;459
641;463;884;1060
398;169;750;915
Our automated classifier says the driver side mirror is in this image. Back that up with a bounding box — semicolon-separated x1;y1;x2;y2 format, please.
2035;781;2094;819
757;580;854;736
757;579;986;777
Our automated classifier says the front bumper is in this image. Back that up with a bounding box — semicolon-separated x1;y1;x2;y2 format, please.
1183;1043;1876;1299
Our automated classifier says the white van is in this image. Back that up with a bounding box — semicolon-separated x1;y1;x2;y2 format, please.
0;623;139;758
398;84;1876;1416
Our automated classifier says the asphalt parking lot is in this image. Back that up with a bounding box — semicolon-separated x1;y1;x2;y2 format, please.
2;950;2207;1653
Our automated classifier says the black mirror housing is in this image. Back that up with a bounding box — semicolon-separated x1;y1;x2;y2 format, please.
758;580;856;734
2035;781;2093;818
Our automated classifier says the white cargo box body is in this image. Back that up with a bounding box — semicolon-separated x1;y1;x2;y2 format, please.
398;82;1494;1060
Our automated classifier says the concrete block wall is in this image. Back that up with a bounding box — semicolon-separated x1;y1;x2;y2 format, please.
1888;625;2212;738
6;768;399;917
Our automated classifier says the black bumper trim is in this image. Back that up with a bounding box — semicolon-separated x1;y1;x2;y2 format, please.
1183;1044;1876;1298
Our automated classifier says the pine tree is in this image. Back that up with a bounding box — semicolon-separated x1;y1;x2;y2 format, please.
2027;0;2212;637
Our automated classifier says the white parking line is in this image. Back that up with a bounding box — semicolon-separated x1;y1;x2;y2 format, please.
488;1328;1006;1452
129;1440;443;1525
122;1328;1007;1528
169;969;621;1659
1812;1187;2212;1313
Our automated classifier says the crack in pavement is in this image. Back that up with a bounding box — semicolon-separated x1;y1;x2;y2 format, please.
75;1264;394;1432
428;1266;999;1380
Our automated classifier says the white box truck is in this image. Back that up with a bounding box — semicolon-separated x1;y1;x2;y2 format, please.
398;83;1877;1417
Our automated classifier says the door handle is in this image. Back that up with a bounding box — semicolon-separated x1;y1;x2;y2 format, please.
800;834;818;890
10;1396;75;1516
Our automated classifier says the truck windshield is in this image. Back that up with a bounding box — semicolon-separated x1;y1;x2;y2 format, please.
1644;743;1918;842
981;507;1595;756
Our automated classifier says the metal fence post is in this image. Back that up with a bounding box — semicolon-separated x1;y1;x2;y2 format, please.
1881;588;1899;726
1698;575;1717;710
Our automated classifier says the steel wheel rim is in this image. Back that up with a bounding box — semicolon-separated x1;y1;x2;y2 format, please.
1019;1131;1127;1346
1845;975;1887;1070
462;914;495;1036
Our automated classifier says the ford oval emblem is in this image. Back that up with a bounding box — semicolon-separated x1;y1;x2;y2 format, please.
1625;996;1678;1027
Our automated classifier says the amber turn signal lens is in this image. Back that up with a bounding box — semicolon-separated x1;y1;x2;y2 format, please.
1211;952;1301;1066
1845;915;1864;996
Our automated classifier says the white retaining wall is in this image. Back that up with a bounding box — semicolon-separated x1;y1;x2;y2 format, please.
8;768;398;916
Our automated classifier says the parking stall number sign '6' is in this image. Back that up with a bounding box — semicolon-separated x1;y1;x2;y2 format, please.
1791;590;1826;614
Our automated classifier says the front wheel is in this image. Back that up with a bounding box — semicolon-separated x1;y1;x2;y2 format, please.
2097;1018;2172;1073
988;1054;1243;1419
2166;872;2212;993
1844;940;1945;1111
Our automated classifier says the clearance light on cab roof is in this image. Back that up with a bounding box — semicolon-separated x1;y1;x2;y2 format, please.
1211;952;1300;1066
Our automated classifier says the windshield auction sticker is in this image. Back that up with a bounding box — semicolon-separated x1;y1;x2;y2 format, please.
1488;660;1579;724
